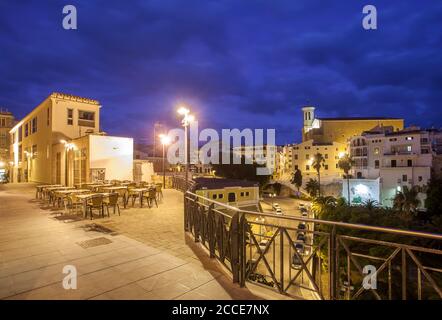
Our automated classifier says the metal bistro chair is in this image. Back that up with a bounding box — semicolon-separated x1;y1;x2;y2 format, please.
67;193;83;215
86;194;104;219
126;186;140;207
103;193;120;217
143;188;158;208
155;183;163;201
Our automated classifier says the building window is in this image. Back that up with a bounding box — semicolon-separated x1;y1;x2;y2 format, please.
325;154;328;159
31;117;37;133
218;194;224;199
18;145;22;161
212;194;217;199
406;136;413;141
294;154;298;160
407;146;412;152
407;159;412;167
240;192;244;197
305;154;309;160
32;144;37;159
78;110;95;127
374;160;379;169
67;108;73;125
294;165;298;170
324;164;328;170
47;108;50;126
18;126;22;142
391;160;397;167
24;123;28;137
374;147;379;155
306;165;310;171
245;191;249;196
402;174;407;182
418;176;423;182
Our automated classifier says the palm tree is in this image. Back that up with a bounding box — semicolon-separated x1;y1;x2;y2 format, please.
305;178;320;198
312;196;337;218
393;186;420;214
337;155;355;205
362;199;379;211
290;169;303;195
312;153;325;197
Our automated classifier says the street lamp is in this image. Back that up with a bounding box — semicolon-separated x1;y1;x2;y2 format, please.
159;134;171;189
177;105;195;187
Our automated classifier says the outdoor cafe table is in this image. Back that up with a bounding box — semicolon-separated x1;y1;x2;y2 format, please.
74;182;97;188
53;189;90;207
35;184;62;199
75;193;111;218
129;188;150;207
43;186;75;202
91;184;114;192
102;186;128;208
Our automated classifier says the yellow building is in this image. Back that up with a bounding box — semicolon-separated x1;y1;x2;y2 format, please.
193;178;260;211
9;93;101;183
291;139;347;182
302;106;404;144
0;110;15;164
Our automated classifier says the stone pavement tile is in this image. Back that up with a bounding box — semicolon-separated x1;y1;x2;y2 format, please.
150;283;192;300
90;283;159;300
175;291;210;300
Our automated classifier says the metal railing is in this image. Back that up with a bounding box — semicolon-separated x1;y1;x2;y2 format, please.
171;175;195;192
181;189;442;300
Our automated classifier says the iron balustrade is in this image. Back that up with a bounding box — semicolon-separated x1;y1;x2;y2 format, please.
177;183;442;300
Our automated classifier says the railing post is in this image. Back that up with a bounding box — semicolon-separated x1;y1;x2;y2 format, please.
230;212;240;284
208;203;216;258
329;225;337;300
183;191;187;231
238;212;246;287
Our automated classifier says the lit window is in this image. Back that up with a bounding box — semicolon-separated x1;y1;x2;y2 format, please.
406;136;413;141
374;147;379;155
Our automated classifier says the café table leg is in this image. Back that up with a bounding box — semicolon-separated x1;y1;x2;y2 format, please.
140;191;143;208
83;199;88;218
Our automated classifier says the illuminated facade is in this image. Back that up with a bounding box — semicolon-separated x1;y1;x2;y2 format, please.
302;106;404;144
9;93;101;183
348;126;441;208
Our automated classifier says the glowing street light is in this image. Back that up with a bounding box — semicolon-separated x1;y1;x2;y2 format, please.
159;134;171;188
177;105;195;186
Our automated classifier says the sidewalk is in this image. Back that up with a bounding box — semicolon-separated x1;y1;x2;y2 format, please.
0;183;260;300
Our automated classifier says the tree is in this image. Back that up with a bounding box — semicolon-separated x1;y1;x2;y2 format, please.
362;199;379;211
337;155;355;205
312;196;337;218
305;178;320;198
425;176;442;217
312;153;325;197
290;169;303;194
393;186;420;214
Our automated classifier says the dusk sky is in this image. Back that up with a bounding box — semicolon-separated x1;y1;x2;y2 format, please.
1;1;441;145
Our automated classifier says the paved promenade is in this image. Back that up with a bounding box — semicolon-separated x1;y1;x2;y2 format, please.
0;183;261;300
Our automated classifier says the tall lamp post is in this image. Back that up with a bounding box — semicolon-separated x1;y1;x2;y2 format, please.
177;106;194;187
159;134;171;188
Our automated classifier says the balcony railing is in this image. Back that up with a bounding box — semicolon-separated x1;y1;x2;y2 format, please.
177;186;442;300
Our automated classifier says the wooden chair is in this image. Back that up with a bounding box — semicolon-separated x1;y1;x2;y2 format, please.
103;193;120;217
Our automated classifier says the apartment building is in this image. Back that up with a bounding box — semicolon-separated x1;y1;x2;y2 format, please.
232;144;277;177
348;126;442;207
290;139;347;182
9;93;101;183
0;109;15;181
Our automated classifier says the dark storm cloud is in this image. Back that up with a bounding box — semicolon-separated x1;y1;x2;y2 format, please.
0;0;441;144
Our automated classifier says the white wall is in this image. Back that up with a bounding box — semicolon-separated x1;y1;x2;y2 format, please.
342;178;381;205
89;135;133;181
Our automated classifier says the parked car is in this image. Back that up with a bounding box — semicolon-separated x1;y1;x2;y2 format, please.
298;222;307;231
298;203;305;209
275;208;283;215
291;253;303;269
272;203;280;210
300;207;308;217
294;242;305;255
297;233;306;242
259;239;268;251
